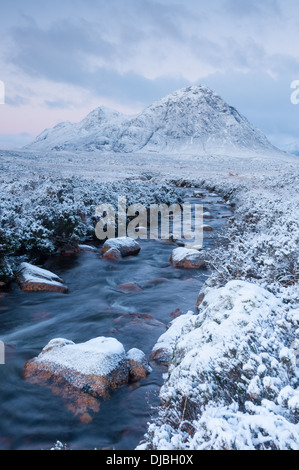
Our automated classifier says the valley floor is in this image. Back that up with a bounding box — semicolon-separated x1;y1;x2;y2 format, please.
0;148;298;450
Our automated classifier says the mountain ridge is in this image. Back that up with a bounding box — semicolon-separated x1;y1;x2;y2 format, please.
25;85;279;155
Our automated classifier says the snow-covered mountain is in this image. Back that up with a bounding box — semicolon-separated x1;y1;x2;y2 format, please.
25;85;278;155
281;142;299;157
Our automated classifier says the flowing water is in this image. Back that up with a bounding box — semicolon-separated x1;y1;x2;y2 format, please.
0;188;232;450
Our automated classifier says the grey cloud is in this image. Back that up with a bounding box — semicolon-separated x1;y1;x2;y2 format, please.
2;0;299;147
5;95;30;106
44;99;73;109
9;18;115;81
224;0;281;18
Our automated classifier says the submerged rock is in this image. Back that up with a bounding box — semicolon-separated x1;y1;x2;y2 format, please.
16;263;68;293
101;237;141;259
170;308;183;319
143;278;170;288
113;313;165;330
118;282;143;293
203;212;213;219
24;337;129;423
78;244;98;253
170;247;206;269
127;348;152;383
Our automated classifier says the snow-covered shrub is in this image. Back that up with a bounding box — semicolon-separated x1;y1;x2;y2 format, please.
195;171;299;297
0;175;180;282
138;281;299;450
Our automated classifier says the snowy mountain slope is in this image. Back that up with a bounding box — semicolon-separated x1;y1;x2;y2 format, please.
27;106;127;153
25;86;278;155
281;142;299;157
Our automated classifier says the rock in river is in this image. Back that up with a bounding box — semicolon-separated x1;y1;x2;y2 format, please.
24;337;130;423
170;247;206;269
118;282;143;293
102;237;141;260
127;348;152;383
16;263;68;293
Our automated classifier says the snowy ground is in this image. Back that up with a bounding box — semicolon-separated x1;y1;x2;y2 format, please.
0;147;298;450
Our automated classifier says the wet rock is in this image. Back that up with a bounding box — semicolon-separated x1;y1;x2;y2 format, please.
154;238;176;246
118;282;143;293
127;348;152;383
203;212;213;219
31;310;52;322
149;348;171;366
111;313;166;342
101;237;141;259
113;313;165;330
203;225;214;232
143;278;170;288
196;293;205;308
16;263;69;294
24;337;129;422
78;244;98;253
170;247;206;269
193;191;205;198
170;308;183;319
102;248;122;261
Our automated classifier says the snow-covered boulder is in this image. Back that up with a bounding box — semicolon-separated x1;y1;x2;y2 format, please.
101;237;141;259
127;348;152;382
16;263;68;293
170;247;206;269
150;312;194;365
24;337;129;423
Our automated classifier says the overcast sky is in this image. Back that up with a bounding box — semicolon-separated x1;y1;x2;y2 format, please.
0;0;299;149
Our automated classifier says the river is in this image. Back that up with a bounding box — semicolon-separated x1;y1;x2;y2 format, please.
0;188;232;450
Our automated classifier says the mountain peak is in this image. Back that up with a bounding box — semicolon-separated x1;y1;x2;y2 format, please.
25;86;277;155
